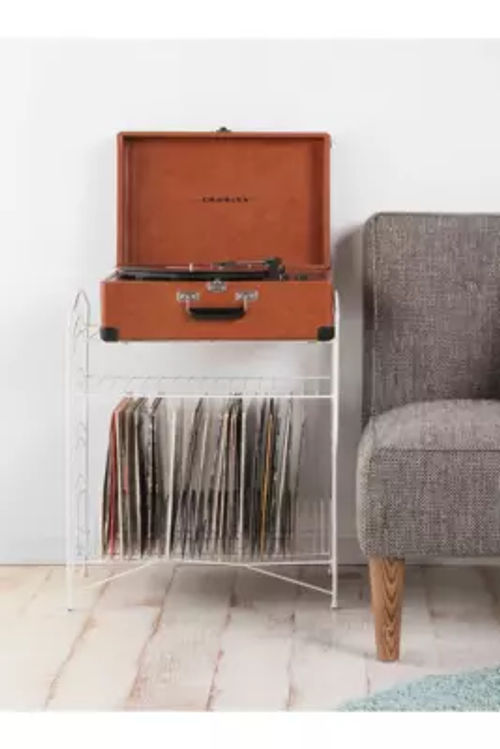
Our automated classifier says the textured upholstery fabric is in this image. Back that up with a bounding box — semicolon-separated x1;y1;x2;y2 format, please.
362;213;500;425
357;401;500;556
358;212;500;557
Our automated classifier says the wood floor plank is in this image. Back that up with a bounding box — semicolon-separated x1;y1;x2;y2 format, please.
46;563;172;710
2;563;500;711
0;566;107;710
0;565;53;617
208;566;299;711
289;566;370;710
422;565;500;672
126;565;235;711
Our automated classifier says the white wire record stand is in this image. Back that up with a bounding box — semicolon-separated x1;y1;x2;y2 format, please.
65;290;340;611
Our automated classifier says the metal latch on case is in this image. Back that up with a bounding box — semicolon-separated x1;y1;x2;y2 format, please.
176;291;200;306
235;290;259;309
206;279;227;293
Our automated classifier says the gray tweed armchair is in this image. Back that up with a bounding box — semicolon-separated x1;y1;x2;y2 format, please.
357;212;500;661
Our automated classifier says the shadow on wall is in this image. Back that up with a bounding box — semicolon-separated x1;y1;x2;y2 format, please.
333;226;364;560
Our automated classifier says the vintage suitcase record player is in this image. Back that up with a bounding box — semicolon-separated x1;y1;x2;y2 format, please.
100;130;334;341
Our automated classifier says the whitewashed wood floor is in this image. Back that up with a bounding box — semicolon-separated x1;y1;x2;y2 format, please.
2;563;500;710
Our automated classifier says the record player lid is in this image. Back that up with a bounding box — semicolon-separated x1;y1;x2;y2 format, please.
117;131;331;269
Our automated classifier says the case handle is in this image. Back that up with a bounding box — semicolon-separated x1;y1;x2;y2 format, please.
187;305;245;321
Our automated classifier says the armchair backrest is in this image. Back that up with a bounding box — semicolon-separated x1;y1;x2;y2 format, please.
362;212;500;424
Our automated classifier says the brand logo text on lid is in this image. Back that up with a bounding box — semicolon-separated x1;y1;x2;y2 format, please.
201;196;250;203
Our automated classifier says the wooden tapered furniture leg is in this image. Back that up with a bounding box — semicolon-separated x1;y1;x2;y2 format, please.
368;557;405;662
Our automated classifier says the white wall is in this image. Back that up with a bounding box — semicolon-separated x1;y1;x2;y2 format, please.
2;39;500;562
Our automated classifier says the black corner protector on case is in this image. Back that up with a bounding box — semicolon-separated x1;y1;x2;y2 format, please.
100;326;120;342
317;325;335;341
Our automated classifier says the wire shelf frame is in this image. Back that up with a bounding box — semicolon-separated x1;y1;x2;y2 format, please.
65;290;340;609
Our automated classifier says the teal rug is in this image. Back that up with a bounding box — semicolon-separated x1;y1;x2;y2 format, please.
341;665;500;711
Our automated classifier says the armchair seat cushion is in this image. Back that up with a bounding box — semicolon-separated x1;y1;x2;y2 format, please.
357;399;500;557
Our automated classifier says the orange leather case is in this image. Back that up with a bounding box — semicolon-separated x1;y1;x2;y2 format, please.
100;131;334;341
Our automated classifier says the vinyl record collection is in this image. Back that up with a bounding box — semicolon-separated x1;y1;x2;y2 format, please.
101;397;306;560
